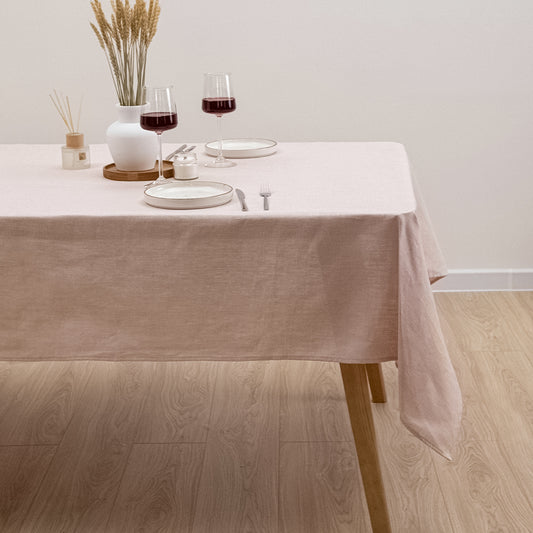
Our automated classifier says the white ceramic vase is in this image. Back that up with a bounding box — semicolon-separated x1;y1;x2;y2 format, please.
106;104;158;171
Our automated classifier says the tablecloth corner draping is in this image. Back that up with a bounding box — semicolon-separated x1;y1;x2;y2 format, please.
397;210;462;460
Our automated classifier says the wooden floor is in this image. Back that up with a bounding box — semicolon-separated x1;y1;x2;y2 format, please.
1;292;533;532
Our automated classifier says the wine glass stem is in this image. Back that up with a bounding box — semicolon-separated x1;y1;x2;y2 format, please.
157;133;163;178
216;115;224;162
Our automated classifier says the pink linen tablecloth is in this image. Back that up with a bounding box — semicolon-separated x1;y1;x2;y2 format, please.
0;142;461;459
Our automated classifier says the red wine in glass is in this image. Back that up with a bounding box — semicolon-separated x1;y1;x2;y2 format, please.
140;111;178;133
141;86;178;186
203;73;236;168
201;97;236;116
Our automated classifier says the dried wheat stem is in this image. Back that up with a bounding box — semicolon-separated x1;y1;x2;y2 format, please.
90;0;160;106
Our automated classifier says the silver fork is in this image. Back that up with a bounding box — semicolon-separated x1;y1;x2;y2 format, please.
260;184;271;211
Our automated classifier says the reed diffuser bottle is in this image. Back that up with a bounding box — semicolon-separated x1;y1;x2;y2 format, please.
62;133;90;170
50;90;90;170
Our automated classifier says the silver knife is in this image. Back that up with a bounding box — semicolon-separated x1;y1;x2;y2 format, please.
236;189;248;211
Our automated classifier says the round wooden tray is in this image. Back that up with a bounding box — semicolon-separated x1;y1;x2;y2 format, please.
103;160;174;181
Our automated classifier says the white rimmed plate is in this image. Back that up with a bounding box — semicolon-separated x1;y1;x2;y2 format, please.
144;181;233;210
205;138;277;158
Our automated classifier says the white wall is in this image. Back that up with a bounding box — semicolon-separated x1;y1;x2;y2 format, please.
1;0;532;270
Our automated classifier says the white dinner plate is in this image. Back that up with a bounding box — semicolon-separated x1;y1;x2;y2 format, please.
205;138;277;158
144;181;233;210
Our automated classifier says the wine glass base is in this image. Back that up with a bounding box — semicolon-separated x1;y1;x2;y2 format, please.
204;159;236;168
144;176;174;189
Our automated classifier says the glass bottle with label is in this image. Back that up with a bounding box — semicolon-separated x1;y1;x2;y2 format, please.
62;133;90;170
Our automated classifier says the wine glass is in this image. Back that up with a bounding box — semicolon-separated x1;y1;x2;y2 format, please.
202;73;236;168
140;86;178;186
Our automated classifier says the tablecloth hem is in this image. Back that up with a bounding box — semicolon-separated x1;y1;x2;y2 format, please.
0;353;400;364
400;414;454;461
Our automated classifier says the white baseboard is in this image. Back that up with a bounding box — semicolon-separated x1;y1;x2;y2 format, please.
432;269;533;292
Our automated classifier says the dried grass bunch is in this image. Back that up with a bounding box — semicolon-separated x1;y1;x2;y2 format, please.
90;0;161;106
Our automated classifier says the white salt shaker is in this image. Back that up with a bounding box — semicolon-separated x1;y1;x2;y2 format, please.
173;153;199;180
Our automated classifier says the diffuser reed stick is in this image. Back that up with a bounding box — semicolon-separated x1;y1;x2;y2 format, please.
49;90;82;134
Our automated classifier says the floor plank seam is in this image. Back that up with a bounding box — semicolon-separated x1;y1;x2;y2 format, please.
457;349;526;354
20;362;98;528
190;441;209;533
103;362;160;530
189;362;220;532
20;444;60;531
429;452;459;533
104;441;136;532
498;444;533;517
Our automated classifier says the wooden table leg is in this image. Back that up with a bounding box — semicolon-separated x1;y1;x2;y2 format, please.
340;363;392;533
365;363;387;403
